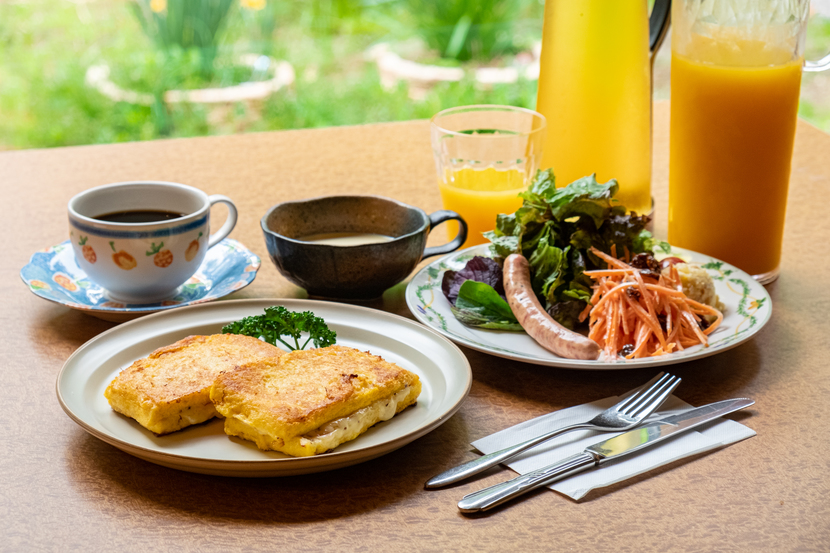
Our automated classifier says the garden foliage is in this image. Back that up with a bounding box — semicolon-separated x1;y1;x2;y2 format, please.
0;0;828;150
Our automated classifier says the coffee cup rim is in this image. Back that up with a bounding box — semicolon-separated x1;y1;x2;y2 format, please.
260;195;430;247
68;181;210;228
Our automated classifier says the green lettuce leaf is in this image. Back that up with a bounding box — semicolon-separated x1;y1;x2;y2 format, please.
527;235;568;300
450;280;523;331
483;229;520;258
520;168;557;204
546;174;618;227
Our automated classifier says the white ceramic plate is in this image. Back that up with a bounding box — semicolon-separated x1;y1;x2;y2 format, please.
57;299;472;476
406;245;772;370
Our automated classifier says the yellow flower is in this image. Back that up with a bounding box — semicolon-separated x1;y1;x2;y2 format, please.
150;0;167;13
241;0;266;10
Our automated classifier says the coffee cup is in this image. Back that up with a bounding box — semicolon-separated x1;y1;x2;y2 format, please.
68;181;238;303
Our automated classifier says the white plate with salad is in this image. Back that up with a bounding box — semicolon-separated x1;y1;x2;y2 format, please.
405;172;772;369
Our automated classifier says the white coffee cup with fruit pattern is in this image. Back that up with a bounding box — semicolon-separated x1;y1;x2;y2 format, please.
68;181;238;303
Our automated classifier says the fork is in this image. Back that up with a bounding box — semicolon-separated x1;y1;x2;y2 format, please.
424;372;681;489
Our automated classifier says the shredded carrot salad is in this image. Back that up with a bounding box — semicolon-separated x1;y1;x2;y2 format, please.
578;247;723;359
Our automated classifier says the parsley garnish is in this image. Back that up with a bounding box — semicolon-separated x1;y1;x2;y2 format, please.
222;306;337;351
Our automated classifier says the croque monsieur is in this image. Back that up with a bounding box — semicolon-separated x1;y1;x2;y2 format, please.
210;345;421;456
105;334;284;435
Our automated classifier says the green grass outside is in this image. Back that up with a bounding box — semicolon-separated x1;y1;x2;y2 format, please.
0;0;828;151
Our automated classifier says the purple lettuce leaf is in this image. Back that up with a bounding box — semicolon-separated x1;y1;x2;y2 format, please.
441;256;505;306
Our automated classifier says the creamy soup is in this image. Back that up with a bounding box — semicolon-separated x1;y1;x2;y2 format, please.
298;232;395;247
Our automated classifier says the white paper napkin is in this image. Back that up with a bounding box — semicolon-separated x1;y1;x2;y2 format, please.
470;395;755;501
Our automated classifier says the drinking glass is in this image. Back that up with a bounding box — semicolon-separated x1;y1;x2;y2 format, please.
669;0;830;284
430;105;547;249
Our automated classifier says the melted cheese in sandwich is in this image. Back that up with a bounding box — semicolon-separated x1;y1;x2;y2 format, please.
222;386;414;456
299;386;412;451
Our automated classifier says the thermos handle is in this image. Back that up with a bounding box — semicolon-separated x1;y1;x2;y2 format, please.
650;0;672;57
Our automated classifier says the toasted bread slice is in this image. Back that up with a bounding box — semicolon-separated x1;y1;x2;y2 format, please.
105;334;284;435
210;345;421;456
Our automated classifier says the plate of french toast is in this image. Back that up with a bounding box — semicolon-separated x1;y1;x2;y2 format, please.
57;299;472;476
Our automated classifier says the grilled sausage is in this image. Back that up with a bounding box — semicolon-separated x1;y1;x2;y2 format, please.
503;254;601;360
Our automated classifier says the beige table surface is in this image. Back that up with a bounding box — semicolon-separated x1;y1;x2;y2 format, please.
2;103;828;552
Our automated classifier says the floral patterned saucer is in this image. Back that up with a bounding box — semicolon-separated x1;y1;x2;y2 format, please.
20;238;260;322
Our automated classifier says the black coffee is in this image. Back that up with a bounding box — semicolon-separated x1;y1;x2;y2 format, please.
94;210;187;223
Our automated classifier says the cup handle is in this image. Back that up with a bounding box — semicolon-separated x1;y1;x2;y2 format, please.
805;52;830;73
422;210;468;260
207;195;238;248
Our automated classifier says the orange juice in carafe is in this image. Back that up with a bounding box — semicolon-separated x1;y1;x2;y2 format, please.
665;0;825;284
669;36;802;277
535;0;662;216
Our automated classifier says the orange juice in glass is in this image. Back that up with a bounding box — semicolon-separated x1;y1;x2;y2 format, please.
431;106;546;249
669;0;829;283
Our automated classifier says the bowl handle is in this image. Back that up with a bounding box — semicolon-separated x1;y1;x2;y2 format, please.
423;210;468;260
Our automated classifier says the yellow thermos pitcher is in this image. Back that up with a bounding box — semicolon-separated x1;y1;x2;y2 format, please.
535;0;671;216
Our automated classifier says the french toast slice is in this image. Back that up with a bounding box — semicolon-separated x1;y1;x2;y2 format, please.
210;345;421;456
105;334;284;435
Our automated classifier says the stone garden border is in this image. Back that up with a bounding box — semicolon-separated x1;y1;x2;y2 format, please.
366;42;540;100
85;54;295;105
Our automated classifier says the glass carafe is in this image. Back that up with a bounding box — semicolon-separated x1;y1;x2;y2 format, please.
668;0;830;283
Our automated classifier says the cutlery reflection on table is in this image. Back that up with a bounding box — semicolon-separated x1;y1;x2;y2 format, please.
458;398;755;513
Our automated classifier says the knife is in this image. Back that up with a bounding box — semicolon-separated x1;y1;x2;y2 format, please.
458;397;754;513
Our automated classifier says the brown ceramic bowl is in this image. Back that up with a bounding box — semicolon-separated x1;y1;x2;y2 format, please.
261;195;467;300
